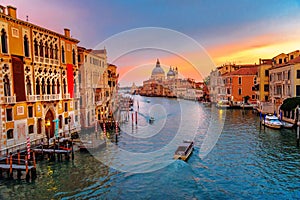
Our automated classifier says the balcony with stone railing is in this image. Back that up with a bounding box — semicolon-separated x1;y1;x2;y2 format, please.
33;56;60;66
63;93;70;99
2;95;16;104
27;95;39;102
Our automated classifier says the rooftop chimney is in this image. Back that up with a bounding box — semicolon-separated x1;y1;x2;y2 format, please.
0;5;6;14
64;28;70;38
7;5;16;18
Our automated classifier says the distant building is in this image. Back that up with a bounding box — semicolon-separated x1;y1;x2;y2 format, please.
139;59;204;100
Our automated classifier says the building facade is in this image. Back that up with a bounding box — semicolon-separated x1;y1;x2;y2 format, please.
255;59;272;102
0;5;80;154
222;66;258;103
78;47;108;128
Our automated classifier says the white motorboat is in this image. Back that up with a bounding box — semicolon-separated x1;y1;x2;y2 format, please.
262;114;282;129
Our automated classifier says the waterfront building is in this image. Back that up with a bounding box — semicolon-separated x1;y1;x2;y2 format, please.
208;69;225;103
106;63;119;121
222;65;258;103
254;59;272;102
269;54;300;108
209;64;241;103
0;5;80;154
78;47;107;128
78;47;119;128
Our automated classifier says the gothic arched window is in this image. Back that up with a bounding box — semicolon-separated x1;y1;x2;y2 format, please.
49;43;53;59
47;79;51;94
61;45;65;63
39;41;44;57
63;79;67;94
36;78;40;95
57;80;60;94
3;74;11;96
24;35;30;57
72;49;76;65
1;29;8;54
54;44;58;60
26;76;32;95
41;78;45;94
45;42;49;58
52;79;56;94
34;39;38;56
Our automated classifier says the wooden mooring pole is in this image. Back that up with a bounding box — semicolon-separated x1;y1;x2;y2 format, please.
297;124;300;147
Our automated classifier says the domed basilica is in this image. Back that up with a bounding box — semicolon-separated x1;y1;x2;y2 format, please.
151;59;178;81
137;59;206;100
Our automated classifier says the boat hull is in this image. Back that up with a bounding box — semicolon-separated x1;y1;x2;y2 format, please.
262;121;282;129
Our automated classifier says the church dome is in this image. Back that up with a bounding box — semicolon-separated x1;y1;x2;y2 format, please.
151;59;165;76
167;67;175;77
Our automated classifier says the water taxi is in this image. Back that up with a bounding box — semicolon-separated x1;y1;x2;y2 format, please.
174;141;194;161
262;114;282;129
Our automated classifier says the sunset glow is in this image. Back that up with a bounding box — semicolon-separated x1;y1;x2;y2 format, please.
3;0;300;86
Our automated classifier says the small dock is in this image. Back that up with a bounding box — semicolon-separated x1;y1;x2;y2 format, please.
0;151;37;182
32;141;74;161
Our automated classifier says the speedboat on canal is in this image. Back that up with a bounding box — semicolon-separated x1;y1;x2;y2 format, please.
174;141;194;161
262;114;283;129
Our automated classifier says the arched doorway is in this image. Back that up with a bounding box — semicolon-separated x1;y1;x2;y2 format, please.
45;109;54;141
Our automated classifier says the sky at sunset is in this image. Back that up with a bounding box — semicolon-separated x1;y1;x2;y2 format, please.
2;0;300;86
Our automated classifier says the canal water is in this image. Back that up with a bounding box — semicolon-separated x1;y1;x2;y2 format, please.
1;96;300;199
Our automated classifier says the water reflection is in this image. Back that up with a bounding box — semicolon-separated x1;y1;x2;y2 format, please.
0;98;300;199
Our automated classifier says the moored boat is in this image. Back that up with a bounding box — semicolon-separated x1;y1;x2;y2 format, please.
281;121;294;129
262;114;282;129
174;141;194;161
216;100;230;109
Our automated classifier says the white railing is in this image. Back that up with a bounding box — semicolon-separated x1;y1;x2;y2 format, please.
42;94;51;101
51;94;60;100
3;95;16;104
63;93;70;99
27;95;38;102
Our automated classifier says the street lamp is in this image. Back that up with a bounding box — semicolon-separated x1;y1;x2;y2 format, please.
46;119;51;146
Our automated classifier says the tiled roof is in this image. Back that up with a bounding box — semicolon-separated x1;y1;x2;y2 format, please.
289;56;300;64
226;66;258;76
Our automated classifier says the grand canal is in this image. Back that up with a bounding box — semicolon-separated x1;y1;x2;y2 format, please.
0;96;300;199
